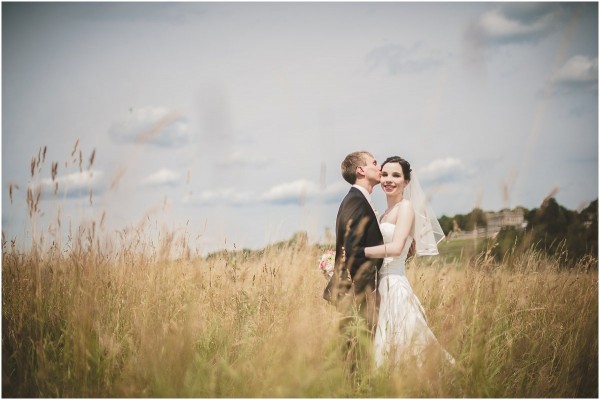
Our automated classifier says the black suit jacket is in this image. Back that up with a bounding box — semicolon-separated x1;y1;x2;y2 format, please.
323;187;384;304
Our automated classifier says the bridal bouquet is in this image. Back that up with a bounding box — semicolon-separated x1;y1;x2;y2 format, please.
318;250;335;278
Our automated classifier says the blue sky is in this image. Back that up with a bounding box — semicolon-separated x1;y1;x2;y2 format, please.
2;2;598;254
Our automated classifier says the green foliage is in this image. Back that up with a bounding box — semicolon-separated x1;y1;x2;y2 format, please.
440;198;597;267
438;215;454;236
494;226;522;255
465;208;488;231
438;208;488;235
484;198;598;266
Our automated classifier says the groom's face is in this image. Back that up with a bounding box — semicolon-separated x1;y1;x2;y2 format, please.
360;155;381;184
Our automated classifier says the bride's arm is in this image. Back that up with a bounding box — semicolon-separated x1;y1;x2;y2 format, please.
363;201;414;258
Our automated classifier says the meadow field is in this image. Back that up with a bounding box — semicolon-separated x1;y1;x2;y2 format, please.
2;226;597;398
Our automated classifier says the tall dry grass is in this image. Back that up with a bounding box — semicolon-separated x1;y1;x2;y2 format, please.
2;229;597;397
2;143;597;397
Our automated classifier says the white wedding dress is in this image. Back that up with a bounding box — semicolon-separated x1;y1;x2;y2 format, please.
374;222;455;368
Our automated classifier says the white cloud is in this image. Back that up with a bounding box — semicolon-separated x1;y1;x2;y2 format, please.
468;4;567;46
259;179;319;204
479;9;550;39
258;179;348;205
184;178;348;207
553;55;598;85
30;169;105;198
367;42;447;75
183;188;254;207
140;168;181;187
108;106;190;147
417;157;473;184
217;150;270;168
321;181;349;203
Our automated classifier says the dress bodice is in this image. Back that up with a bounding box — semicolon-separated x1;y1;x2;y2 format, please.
379;222;413;277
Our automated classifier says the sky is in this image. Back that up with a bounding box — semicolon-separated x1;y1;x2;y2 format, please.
2;2;598;254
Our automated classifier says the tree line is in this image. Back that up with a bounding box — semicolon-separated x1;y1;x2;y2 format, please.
438;208;488;234
439;198;598;265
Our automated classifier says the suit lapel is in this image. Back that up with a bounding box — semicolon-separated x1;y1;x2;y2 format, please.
349;186;377;221
347;187;382;241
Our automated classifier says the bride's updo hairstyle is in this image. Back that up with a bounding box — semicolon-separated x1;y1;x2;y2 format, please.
381;156;412;182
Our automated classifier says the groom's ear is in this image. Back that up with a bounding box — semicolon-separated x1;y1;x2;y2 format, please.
356;165;365;177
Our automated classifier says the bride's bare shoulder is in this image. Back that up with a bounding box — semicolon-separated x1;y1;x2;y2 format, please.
393;199;414;223
399;198;413;211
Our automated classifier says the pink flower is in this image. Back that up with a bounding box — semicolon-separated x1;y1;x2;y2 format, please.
318;250;335;278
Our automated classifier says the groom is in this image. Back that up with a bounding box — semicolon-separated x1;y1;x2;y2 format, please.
323;151;384;334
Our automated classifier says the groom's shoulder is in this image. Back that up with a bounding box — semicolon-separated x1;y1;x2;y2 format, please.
340;188;367;210
346;186;363;198
341;187;361;202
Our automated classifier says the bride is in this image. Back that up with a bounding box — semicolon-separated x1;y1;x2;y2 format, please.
358;156;455;367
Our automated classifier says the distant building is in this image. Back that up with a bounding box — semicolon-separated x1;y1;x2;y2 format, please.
448;208;526;240
485;208;526;235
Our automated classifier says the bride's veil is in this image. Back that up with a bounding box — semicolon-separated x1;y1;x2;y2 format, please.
405;173;445;256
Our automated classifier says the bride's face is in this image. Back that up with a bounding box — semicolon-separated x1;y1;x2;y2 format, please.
380;162;407;195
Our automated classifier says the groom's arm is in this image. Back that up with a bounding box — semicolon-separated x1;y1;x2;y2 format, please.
322;196;355;303
342;198;372;278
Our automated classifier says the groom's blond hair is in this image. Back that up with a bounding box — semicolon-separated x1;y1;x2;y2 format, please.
341;151;372;184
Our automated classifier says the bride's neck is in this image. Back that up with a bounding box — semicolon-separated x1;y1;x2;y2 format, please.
386;195;403;209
